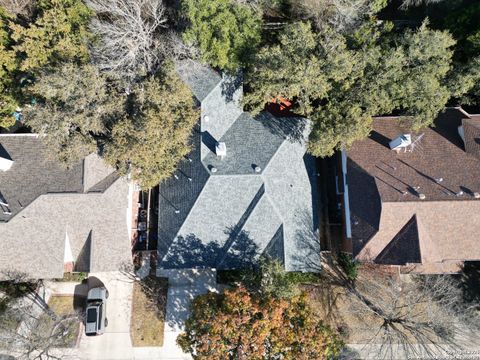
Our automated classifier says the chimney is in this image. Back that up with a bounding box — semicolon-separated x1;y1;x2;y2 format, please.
216;142;226;158
389;134;412;152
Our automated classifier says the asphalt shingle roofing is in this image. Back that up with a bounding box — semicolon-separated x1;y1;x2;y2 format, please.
157;61;320;272
347;108;480;272
0;136;130;279
0;135;83;222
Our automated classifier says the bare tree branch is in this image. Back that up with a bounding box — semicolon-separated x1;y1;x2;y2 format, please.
86;0;171;79
0;0;36;18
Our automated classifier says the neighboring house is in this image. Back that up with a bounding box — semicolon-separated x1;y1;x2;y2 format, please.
0;134;132;280
343;107;480;274
157;60;320;273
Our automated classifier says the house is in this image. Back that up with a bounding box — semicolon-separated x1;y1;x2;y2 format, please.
156;60;320;273
342;107;480;274
0;134;132;280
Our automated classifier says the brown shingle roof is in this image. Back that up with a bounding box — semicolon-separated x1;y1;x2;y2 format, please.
349;109;480;203
462;117;480;159
347;108;480;272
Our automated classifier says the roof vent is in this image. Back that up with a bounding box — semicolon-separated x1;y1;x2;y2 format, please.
474;192;480;199
210;166;217;173
418;193;426;200
389;134;412;152
254;166;261;173
216;142;226;158
0;155;13;171
203;115;210;123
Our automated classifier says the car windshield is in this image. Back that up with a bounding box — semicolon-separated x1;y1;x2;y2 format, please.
87;308;97;323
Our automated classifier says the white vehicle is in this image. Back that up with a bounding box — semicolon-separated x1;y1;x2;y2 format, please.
85;286;109;336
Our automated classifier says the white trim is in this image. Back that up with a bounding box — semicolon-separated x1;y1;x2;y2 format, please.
64;230;74;263
0;133;38;137
126;182;134;238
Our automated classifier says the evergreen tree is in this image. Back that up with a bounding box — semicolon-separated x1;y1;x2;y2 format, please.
182;0;261;71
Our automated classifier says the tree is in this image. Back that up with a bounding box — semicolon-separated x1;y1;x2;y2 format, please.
177;286;343;360
243;21;356;116
291;0;388;33
0;297;79;360
9;0;92;72
347;273;480;359
86;0;169;80
0;7;19;128
0;0;92;128
0;0;36;18
316;258;480;360
104;66;198;188
245;21;461;157
236;257;320;299
182;0;261;71
0;271;80;359
437;2;480;106
23;63;122;165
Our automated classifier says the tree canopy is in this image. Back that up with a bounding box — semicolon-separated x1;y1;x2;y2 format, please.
104;67;198;188
10;0;91;72
24;63;121;165
245;20;462;157
182;0;261;71
0;7;18;127
177;285;343;360
0;0;92;128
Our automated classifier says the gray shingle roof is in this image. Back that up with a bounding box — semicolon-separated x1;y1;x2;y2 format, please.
0;135;83;222
176;59;222;102
157;62;320;272
0;136;131;280
203;112;292;175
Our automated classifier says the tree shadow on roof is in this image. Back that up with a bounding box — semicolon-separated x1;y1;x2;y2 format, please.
431;109;465;149
159;230;259;270
290;209;322;273
256;112;306;143
220;73;242;103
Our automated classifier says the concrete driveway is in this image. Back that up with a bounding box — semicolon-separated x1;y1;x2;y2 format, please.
156;268;219;360
77;271;134;360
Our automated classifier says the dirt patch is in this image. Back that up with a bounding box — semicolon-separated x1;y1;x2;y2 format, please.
306;259;398;344
41;295;80;348
130;277;168;347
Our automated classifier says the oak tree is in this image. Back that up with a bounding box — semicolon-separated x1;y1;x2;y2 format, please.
23;63;122;165
177;286;343;360
104;66;199;188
